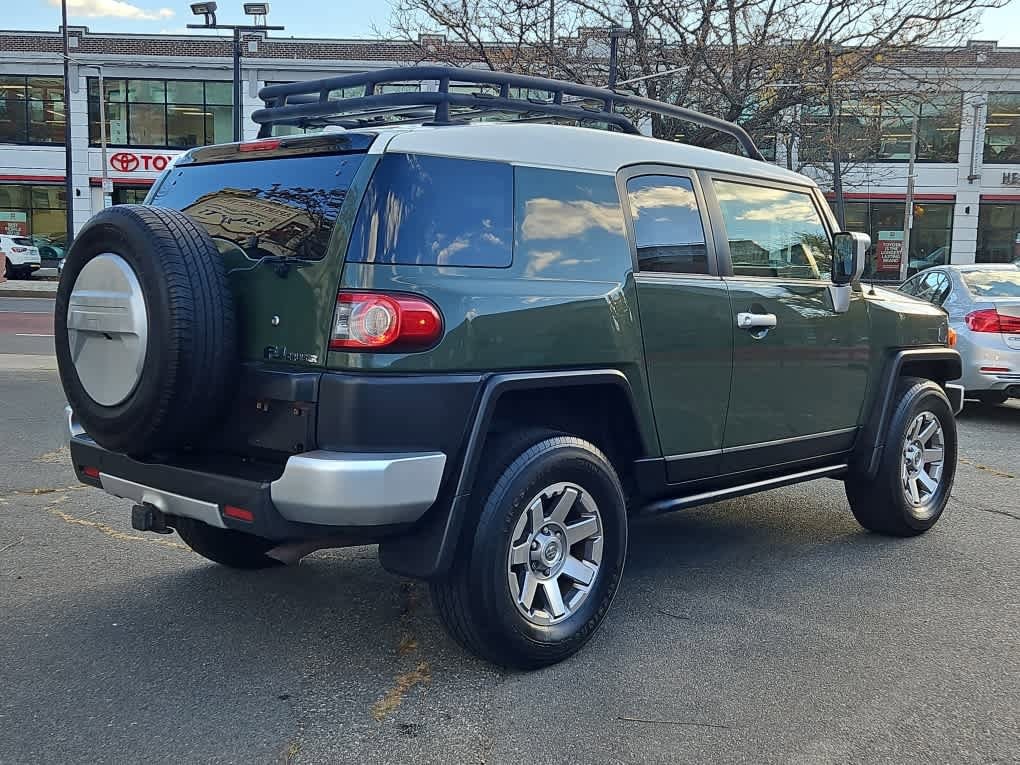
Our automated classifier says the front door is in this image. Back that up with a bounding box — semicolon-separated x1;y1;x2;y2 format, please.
622;167;733;483
701;174;870;473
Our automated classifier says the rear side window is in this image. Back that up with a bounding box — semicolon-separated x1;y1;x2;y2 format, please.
626;175;709;274
347;153;512;267
713;179;831;280
149;153;365;261
962;270;1020;297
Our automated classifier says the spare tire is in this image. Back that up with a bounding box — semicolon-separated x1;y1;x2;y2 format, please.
55;205;237;455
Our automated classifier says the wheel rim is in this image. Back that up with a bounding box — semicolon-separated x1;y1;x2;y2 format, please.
66;253;148;407
506;482;604;626
900;410;946;518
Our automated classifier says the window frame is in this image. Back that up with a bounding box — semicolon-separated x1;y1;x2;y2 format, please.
616;163;720;279
698;170;836;283
0;75;65;146
87;76;233;150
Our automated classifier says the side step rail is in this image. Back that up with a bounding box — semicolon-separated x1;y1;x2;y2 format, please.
641;464;848;515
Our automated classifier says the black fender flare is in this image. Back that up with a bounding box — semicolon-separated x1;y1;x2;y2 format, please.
852;347;962;478
379;369;652;579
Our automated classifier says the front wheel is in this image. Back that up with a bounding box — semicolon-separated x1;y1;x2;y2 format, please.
845;377;957;536
431;430;628;669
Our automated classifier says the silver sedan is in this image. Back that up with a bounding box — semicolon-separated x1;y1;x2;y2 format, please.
898;264;1020;405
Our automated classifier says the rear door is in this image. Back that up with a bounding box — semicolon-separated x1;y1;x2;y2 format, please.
701;173;870;473
147;135;375;366
622;166;733;483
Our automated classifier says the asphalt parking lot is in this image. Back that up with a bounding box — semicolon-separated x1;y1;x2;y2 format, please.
1;343;1017;763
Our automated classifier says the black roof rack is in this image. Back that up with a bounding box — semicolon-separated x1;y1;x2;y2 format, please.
253;65;764;161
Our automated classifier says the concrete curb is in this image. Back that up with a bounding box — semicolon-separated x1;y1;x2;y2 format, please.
0;354;57;371
0;288;58;299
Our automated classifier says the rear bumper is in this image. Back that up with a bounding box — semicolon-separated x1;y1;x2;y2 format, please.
69;409;446;538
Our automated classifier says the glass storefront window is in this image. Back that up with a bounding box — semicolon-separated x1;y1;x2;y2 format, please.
800;96;960;165
977;203;1020;263
88;78;232;149
843;200;953;279
0;183;67;248
0;75;65;145
984;93;1020;164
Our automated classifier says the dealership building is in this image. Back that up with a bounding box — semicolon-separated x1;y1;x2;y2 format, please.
1;26;1018;272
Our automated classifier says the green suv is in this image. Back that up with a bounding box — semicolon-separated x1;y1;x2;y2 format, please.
56;68;962;669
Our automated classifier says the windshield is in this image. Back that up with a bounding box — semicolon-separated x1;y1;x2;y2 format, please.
148;153;366;261
962;270;1020;298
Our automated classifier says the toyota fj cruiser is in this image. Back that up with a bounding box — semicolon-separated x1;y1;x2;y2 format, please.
56;67;963;669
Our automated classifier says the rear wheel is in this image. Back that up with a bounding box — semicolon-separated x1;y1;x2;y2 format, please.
846;377;957;536
173;517;282;570
431;429;628;669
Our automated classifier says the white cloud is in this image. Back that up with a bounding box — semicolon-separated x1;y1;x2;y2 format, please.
50;0;175;21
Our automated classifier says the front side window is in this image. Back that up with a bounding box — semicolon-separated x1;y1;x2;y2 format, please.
626;175;709;274
0;76;65;145
713;179;831;280
347;154;512;267
88;78;233;149
985;93;1020;164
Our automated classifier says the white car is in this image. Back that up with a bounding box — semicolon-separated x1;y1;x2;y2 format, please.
0;234;42;280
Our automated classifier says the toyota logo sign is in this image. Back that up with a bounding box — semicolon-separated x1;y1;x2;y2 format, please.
108;152;172;173
110;152;140;172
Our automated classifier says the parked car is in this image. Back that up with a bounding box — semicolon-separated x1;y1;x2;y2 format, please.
899;263;1020;405
30;234;65;264
0;234;42;279
55;66;963;669
909;246;949;274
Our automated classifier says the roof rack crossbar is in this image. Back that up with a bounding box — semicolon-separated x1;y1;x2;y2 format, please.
253;65;764;160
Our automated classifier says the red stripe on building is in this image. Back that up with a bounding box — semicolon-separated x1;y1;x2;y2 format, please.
823;192;956;201
88;177;155;187
979;194;1020;202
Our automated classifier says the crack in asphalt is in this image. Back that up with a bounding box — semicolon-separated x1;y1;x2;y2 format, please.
951;493;1020;522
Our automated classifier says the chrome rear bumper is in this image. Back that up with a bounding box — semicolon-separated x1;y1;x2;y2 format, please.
67;406;446;528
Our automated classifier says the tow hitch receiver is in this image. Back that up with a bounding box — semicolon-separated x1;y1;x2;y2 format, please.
131;503;173;534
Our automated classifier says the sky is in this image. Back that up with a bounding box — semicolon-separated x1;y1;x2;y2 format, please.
3;0;1020;46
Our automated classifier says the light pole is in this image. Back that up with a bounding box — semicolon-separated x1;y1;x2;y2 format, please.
188;3;284;142
824;40;846;229
607;27;630;90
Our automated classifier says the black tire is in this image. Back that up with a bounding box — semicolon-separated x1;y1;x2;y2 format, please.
975;391;1009;406
845;377;957;536
55;205;237;455
5;258;21;280
431;429;628;669
173;517;282;570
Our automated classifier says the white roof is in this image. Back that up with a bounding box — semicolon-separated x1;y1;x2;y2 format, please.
373;122;813;186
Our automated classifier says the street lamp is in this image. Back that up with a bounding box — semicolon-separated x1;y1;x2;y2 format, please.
607;26;630;90
188;2;283;142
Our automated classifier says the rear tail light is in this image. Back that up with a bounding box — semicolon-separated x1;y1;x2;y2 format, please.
82;466;100;479
330;292;443;351
947;327;957;347
11;246;26;253
965;309;1020;334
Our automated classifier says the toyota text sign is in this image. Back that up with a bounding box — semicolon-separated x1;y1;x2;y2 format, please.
109;152;175;173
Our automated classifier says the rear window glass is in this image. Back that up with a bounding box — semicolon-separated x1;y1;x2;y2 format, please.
962;270;1020;297
12;237;33;246
148;153;365;261
347;153;512;267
